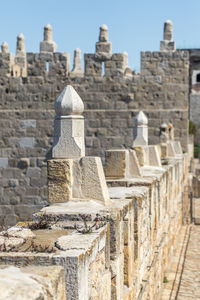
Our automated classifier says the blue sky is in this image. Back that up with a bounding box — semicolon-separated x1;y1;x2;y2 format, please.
1;0;200;71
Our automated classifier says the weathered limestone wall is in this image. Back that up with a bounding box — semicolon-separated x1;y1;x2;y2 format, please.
0;86;191;299
0;24;189;225
0;152;190;300
188;49;200;144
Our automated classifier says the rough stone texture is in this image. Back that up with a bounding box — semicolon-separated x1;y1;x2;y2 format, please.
105;150;127;178
105;149;141;178
133;147;146;166
48;159;72;203
40;24;57;53
0;24;190;225
0;147;191;300
187;49;200;145
71;48;84;76
0;265;65;300
48;157;111;205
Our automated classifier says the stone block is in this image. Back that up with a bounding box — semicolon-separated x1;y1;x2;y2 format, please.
26;167;41;178
80;156;111;205
20;120;36;129
105;149;141;179
167;141;176;157
160;40;176;52
160;143;168;158
0;158;8;169
0;265;65;300
173;141;182;155
129;150;142;178
133;147;145;166
48;159;73;203
40;41;57;53
149;145;162;167
18;137;35;148
105;150;126;178
96;42;112;54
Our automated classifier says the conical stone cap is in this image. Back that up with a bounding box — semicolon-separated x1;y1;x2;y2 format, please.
135;111;148;126
55;85;84;116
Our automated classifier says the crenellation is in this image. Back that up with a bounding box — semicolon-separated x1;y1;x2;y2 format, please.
71;48;84;77
96;24;112;55
1;42;8;53
40;24;57;53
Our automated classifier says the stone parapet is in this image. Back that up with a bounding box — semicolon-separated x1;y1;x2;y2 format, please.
0;150;190;299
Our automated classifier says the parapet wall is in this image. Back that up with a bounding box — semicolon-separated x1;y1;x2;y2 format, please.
0;24;190;225
0;151;190;299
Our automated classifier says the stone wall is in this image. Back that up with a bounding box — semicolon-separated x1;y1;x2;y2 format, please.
0;24;190;225
0;150;190;299
187;49;200;145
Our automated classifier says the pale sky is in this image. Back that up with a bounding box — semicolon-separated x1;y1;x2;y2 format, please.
1;0;200;71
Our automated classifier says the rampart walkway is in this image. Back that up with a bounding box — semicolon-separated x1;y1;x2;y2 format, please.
161;223;200;299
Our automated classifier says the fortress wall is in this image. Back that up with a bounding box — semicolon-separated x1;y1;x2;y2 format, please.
0;152;190;299
0;27;189;225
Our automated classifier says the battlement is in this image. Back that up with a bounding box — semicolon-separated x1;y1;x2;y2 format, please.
0;20;190;228
0;24;134;79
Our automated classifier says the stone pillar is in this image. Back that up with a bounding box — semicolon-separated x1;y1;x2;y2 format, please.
133;111;148;147
71;48;84;76
95;24;112;55
52;85;85;158
44;24;53;41
40;24;57;53
1;42;8;53
14;33;27;77
160;20;176;51
164;20;173;41
49;85;110;205
133;111;149;165
99;24;109;42
16;33;25;55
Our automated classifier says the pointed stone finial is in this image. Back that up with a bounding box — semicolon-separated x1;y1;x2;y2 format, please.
164;20;173;41
96;24;112;55
71;48;84;76
55;85;84;116
40;24;57;53
133;111;148;147
16;33;25;55
160;20;176;51
99;24;109;42
135;111;148;126
52;85;85;158
1;42;8;53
